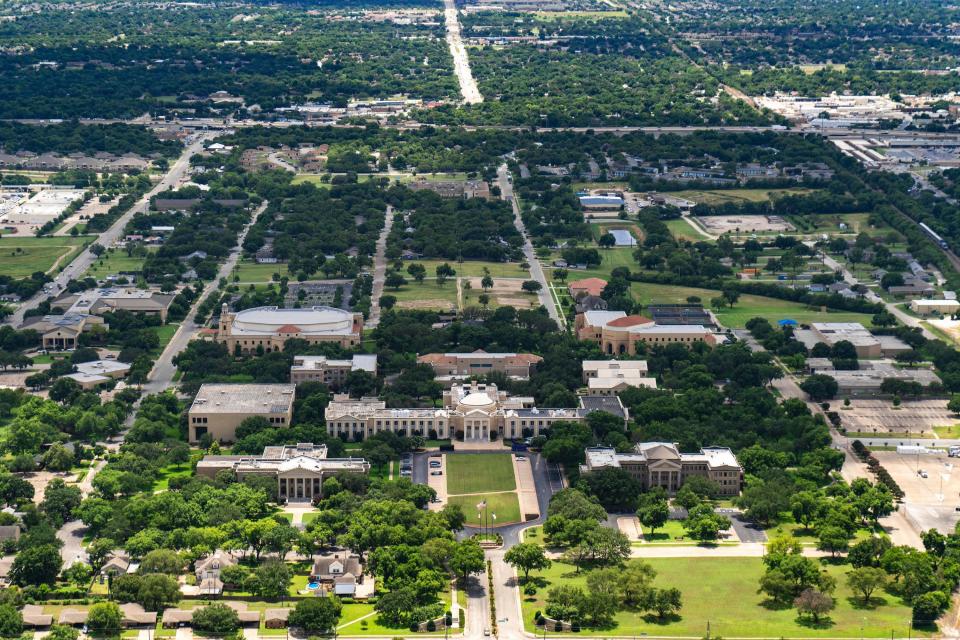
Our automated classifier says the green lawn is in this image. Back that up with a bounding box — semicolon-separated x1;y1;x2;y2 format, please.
665;217;712;241
630;281;877;329
447;492;522;526
521;559;926;637
0;236;88;277
387;279;459;310
934;425;960;438
410;259;530;278
152;323;179;350
446;453;516;494
151;463;193;491
233;260;288;283
84;248;150;277
671;187;817;206
547;247;636;282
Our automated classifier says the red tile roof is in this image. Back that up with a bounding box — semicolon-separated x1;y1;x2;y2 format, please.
568;278;608;297
607;315;653;328
275;324;302;334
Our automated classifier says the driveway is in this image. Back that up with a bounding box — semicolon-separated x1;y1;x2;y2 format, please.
717;508;768;543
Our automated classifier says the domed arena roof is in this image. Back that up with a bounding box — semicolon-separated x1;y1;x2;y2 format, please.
231;306;355;336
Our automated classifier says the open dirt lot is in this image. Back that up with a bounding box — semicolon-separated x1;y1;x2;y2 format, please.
873;450;960;533
695;215;794;234
840;399;958;436
464;276;537;309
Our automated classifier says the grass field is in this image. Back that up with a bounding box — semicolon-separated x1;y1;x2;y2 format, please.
233;260;288;283
665;217;712;241
387;279;459;310
409;259;529;278
547;247;636;281
0;236;88;277
446;453;516;494
521;559;925;638
447;492;522;526
630;281;876;329
670;188;816;206
84;248;149;277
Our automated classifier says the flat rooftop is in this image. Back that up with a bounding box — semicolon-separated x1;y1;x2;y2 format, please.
190;383;295;414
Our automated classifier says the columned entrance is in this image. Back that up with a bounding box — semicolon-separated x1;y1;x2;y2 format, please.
279;475;323;502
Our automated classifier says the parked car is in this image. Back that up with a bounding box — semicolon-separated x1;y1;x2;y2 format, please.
430;470;443;476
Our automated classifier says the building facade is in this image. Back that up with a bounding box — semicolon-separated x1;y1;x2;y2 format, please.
21;313;106;350
290;354;377;386
188;383;295;442
576;311;718;356
217;305;363;354
196;443;370;502
582;443;742;496
324;381;626;441
581;360;657;395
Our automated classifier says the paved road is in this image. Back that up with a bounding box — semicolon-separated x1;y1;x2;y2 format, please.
57;458;105;567
365;204;393;329
497;163;560;326
142;200;268;394
7;135;211;328
441;0;483;104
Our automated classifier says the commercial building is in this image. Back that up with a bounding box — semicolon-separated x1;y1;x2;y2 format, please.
64;359;131;389
910;299;960;316
803;322;911;359
804;359;941;396
53;288;176;322
188;383;295;443
21;313;105;350
290;354;377;386
217;305;363;354
575;311;718;356
416;349;543;385
581;360;656;395
581;443;742;496
325;381;627;442
196;443;370;501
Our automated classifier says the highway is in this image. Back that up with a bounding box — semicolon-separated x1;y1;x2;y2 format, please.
497;162;561;325
441;0;483;104
6;134;211;327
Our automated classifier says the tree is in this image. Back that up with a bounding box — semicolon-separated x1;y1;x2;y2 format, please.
504;543;551;582
521;280;542;293
46;625;80;640
87;538;116;573
584;527;630;566
136;573;181;611
10;544;62;585
379;294;397;310
643;587;682;620
385;272;407;290
481;275;494;291
450;540;485;584
846;567;886;604
246;560;291;599
87;602;122;635
41;479;82;526
800;374;839;401
816;526;851;557
619;561;657;607
912;590;950;626
949;394;960;416
191;604;240;635
288;596;342;634
138;549;183;575
794;588;833;624
0;604;23;638
553;268;568;283
406;263;426;283
598;233;616;249
42;444;75;472
635;494;667;537
721;286;740;308
683;504;730;542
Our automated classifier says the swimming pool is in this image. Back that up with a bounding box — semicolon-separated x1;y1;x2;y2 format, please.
307;581;320;590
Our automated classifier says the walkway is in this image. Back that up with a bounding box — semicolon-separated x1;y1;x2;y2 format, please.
442;0;483;104
365;204;393;329
497;163;560;325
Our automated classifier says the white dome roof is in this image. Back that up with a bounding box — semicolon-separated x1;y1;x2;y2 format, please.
231;306;354;336
460;392;494;407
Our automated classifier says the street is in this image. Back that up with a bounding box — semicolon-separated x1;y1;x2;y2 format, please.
7;134;212;327
497;163;561;325
442;0;482;104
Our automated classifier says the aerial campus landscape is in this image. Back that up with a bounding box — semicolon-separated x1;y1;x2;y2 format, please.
6;2;960;640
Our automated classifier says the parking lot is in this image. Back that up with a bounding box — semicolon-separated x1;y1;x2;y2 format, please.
873;450;960;533
695;214;794;234
840;399;957;436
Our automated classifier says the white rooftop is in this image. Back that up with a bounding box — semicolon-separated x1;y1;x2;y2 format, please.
74;360;131;376
190;383;295;414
